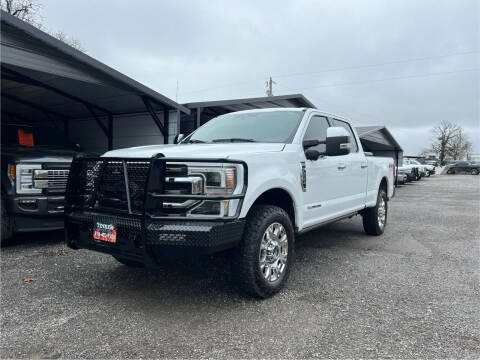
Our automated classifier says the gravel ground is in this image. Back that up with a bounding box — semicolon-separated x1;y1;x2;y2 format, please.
1;174;479;359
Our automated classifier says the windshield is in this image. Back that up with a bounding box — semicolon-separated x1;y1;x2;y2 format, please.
1;124;77;149
183;110;304;143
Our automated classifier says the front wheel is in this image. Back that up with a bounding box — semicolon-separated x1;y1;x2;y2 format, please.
362;189;387;236
471;169;479;175
447;169;454;174
232;205;295;298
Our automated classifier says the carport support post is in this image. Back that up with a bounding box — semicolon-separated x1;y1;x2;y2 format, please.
163;109;169;144
108;115;113;150
195;107;202;129
142;97;166;141
176;110;181;135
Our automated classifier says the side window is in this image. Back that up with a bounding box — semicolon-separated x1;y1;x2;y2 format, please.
303;116;329;153
332;119;358;152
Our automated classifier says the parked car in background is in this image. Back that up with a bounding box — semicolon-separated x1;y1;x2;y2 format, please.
398;165;418;181
404;158;430;177
441;159;456;166
446;161;480;175
425;160;439;167
396;172;408;185
1;123;78;243
419;159;437;175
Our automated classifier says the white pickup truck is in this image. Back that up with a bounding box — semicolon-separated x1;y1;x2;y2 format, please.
65;108;395;297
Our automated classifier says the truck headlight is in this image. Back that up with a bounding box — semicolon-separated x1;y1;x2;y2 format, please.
187;166;242;217
16;164;42;194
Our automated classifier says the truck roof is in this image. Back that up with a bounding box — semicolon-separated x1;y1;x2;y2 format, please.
221;107;350;123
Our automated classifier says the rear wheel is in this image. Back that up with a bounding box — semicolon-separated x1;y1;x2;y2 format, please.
232;205;294;298
1;196;13;245
362;189;387;236
471;169;479;175
447;169;455;174
112;256;144;267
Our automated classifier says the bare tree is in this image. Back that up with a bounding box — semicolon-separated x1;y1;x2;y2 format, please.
448;128;473;160
1;0;42;26
1;0;85;52
430;121;460;163
50;31;85;52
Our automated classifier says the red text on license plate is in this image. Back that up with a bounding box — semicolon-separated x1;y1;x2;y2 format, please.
93;222;117;243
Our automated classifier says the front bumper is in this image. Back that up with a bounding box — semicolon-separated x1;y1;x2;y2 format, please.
65;211;246;263
7;195;65;232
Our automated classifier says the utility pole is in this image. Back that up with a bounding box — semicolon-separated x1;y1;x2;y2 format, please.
265;76;276;96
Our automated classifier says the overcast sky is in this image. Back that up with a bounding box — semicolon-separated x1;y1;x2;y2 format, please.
40;0;479;155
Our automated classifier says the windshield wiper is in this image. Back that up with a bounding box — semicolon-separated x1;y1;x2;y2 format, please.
211;138;257;143
186;139;207;144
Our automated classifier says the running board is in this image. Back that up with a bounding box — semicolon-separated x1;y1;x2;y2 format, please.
297;211;360;235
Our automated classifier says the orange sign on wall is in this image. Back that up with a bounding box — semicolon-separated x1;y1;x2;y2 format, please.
17;128;34;147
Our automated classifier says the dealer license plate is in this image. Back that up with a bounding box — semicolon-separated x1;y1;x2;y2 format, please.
93;222;117;243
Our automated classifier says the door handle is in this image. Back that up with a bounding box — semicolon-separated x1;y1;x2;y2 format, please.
337;164;347;170
361;164;368;168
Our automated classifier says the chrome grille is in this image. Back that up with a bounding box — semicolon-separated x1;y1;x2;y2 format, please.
34;169;70;190
47;170;69;188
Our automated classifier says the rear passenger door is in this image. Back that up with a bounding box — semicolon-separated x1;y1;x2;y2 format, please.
331;119;368;212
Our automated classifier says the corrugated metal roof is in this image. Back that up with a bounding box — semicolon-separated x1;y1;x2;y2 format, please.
355;126;403;151
183;94;316;111
1;11;190;118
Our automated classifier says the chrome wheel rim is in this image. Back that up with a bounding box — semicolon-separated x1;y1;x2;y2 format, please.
378;197;386;229
259;222;288;282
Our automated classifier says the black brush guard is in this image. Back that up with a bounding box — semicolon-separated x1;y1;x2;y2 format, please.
65;154;248;262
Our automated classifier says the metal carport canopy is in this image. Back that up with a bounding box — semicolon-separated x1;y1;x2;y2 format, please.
181;94;316;132
355;126;403;152
1;11;190;148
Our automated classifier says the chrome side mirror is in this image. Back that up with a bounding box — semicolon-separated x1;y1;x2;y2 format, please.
174;133;185;144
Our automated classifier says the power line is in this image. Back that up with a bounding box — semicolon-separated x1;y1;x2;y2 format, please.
274;68;479;93
272;50;479;79
180;50;478;95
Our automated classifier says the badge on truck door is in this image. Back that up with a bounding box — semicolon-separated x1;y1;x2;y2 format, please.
93;222;117;243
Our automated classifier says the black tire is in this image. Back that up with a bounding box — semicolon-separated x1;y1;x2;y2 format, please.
414;169;420;180
112;256;144;267
1;196;13;245
232;205;295;298
471;169;479;175
447;169;454;174
362;189;387;236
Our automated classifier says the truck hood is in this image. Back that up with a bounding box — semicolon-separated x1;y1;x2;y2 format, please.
1;145;77;163
103;143;286;159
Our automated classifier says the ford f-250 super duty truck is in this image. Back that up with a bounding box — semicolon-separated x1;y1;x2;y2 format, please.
65;108;394;297
2;123;77;244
